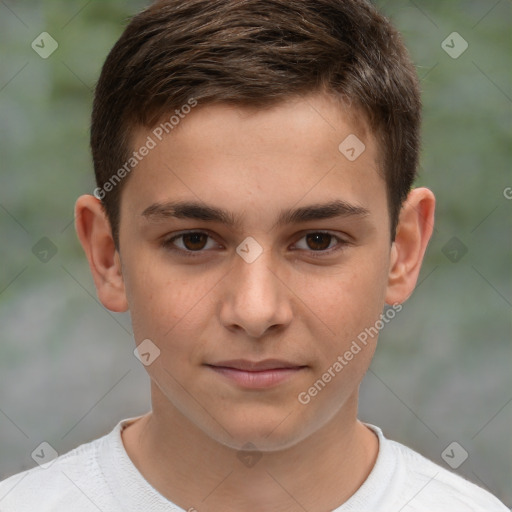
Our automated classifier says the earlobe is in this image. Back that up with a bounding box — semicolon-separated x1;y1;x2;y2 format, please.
74;194;129;312
385;187;435;305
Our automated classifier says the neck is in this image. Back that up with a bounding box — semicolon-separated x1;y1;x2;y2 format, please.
122;385;378;512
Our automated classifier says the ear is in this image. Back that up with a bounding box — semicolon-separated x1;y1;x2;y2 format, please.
385;187;436;305
74;194;128;312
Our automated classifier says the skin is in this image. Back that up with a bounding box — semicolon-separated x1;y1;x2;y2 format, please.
75;92;435;511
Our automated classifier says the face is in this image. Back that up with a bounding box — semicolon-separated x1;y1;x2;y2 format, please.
118;93;393;451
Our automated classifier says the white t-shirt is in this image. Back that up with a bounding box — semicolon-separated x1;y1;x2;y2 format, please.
0;417;508;511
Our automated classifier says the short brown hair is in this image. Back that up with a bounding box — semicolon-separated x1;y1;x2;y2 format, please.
91;0;421;246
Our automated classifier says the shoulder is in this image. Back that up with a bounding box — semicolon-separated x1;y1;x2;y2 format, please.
386;436;509;511
0;427;116;512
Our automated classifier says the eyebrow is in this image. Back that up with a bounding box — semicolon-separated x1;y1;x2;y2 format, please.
141;199;370;229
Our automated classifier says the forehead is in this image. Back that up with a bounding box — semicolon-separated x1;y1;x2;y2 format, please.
121;93;386;225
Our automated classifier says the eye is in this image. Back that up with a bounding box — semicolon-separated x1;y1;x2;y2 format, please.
162;231;219;255
161;230;349;259
293;231;347;255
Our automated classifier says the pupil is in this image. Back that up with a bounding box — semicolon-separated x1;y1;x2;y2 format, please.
182;233;331;252
184;233;207;250
307;233;330;250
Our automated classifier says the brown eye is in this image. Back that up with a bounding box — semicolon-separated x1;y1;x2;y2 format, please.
305;233;333;251
181;232;209;251
162;231;217;255
293;231;348;257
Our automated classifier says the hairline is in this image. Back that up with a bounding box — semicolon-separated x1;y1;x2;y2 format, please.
109;91;393;249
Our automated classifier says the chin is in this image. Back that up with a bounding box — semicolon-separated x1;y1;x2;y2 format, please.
207;406;315;452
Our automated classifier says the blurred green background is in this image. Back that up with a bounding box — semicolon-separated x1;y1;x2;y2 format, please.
0;0;510;505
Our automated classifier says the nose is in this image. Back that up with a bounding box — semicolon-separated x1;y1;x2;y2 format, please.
218;246;293;339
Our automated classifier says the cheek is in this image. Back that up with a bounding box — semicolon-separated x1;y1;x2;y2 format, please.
294;254;388;415
300;250;390;342
123;252;215;344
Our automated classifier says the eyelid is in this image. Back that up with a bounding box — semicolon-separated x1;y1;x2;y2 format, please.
291;230;350;257
161;229;350;257
162;230;222;255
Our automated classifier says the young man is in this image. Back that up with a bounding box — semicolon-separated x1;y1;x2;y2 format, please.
0;0;508;510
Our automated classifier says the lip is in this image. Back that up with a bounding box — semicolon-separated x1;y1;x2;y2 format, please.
206;359;307;389
208;359;305;371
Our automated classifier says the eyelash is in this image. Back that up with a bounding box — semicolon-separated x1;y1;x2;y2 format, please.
161;230;349;259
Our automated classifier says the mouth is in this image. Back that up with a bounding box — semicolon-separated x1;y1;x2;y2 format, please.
205;359;308;389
